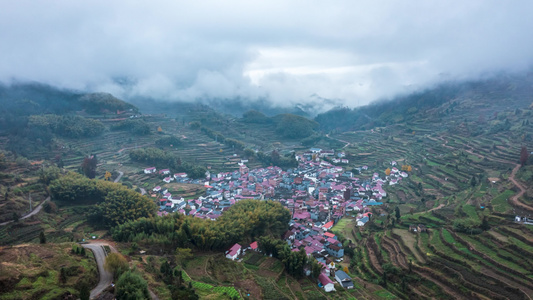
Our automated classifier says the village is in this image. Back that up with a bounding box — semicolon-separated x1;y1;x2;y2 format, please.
143;148;410;292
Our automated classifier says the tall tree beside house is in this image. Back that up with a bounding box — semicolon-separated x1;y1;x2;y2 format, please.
81;155;97;179
520;146;529;166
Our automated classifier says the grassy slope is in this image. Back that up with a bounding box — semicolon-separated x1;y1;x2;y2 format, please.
0;243;97;300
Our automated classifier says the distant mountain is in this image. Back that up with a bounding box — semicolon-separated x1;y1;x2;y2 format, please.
0;82;137;117
315;72;533;132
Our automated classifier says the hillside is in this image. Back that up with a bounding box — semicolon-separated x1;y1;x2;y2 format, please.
316;73;533;132
0;74;532;300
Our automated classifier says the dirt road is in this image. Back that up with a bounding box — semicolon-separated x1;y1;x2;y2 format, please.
508;164;532;213
325;134;351;149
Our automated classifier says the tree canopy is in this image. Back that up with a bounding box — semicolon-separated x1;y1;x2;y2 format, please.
112;199;291;252
28;114;105;138
274;114;319;139
111;119;151;135
115;270;150;300
49;172;157;227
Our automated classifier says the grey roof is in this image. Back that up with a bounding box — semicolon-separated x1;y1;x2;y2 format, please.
335;270;351;281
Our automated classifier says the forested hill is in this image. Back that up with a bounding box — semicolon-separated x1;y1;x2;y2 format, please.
0;82;139;157
0;82;138;117
315;73;533;132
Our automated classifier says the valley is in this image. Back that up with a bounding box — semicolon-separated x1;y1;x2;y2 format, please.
0;76;532;300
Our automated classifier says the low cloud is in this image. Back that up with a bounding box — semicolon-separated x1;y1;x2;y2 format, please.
1;0;532;112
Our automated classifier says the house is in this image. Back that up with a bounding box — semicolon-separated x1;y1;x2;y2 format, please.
163;177;173;183
144;167;156;174
226;243;242;260
409;224;428;233
323;221;334;230
249;241;259;252
174;173;187;179
326;244;344;258
318;273;335;292
153;186;161;192
159;169;171;175
335;270;354;289
357;216;369;227
417;224;427;232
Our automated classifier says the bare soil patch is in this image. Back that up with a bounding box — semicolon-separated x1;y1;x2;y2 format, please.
235;279;262;299
257;258;280;277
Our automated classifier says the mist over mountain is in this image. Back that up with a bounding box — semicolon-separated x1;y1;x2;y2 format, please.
1;1;533;112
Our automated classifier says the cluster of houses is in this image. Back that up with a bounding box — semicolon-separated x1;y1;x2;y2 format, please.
224;239;353;293
144;149;410;292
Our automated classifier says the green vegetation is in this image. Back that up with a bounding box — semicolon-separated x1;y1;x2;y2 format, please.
0;243;97;300
129;147;206;179
49;172;156;227
275;114;319;139
112;200;291;251
111;119;151;135
29;115;105;138
115;270;151;299
491;190;515;213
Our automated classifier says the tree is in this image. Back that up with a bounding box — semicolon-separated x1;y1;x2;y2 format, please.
60;267;67;284
176;248;193;267
104;171;112;181
104;252;129;279
39;166;61;185
395;206;401;222
115;270;150;300
12;212;19;222
39;231;46;244
520;146;529;166
480;216;490;231
95;189;157;227
470;175;477;187
43;201;57;213
385;168;391;176
310;258;323;279
81;155;98;179
79;283;90;300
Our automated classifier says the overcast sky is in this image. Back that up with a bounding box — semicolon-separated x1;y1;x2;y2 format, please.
1;1;532;111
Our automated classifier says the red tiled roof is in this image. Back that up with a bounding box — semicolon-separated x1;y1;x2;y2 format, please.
250;241;258;250
324;232;335;238
323;221;334;229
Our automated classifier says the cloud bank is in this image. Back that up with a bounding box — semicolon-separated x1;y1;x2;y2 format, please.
1;0;532;111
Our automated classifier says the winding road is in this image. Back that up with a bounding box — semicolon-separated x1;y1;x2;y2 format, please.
430;135;532;213
82;243;114;299
114;171;124;183
325;134;351;149
83;242;159;300
0;196;50;226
